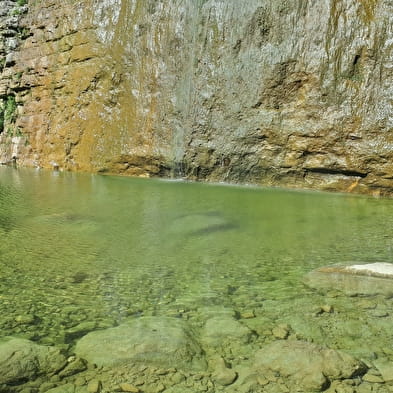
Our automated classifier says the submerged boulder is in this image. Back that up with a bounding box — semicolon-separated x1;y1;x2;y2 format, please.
169;212;236;237
303;262;393;296
253;340;367;391
75;316;206;371
201;315;254;347
0;337;67;385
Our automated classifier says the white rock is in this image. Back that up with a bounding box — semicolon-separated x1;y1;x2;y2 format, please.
346;262;393;277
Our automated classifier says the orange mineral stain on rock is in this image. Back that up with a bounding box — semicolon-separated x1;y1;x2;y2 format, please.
1;0;393;195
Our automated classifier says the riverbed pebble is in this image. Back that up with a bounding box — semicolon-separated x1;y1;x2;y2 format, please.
362;373;384;383
15;314;36;325
119;382;140;392
272;323;291;339
321;304;334;313
240;310;255;319
59;357;87;378
87;379;101;393
210;356;237;386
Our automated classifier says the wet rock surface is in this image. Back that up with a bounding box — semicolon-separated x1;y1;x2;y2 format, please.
304;262;393;296
74;317;206;371
2;308;393;393
3;252;393;393
0;1;393;195
0;337;66;385
253;340;367;391
200;315;254;348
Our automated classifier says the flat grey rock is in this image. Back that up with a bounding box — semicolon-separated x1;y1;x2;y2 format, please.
75;317;206;371
303;263;393;296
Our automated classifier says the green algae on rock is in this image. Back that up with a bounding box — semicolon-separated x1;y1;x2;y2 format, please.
253;340;367;392
3;167;393;392
75;317;207;371
0;337;67;385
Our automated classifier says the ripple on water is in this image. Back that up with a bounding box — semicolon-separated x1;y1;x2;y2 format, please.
1;167;393;391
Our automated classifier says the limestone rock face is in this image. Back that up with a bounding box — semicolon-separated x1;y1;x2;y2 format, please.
74;317;206;371
304;263;393;296
0;337;67;385
1;1;393;195
253;340;367;391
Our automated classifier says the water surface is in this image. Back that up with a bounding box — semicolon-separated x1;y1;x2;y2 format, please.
1;166;393;359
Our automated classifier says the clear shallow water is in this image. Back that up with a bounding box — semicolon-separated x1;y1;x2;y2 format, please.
1;166;393;358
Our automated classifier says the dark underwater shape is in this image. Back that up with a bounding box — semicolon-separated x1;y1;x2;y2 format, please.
189;222;239;237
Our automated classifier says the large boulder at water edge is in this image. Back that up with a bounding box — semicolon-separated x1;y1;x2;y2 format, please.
253;340;367;391
75;316;206;371
303;262;393;296
0;337;67;385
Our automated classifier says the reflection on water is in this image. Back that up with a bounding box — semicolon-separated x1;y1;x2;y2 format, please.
1;166;393;386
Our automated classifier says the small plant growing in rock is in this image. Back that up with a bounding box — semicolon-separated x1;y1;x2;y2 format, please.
12;8;22;16
17;0;28;6
14;127;24;137
0;96;25;137
14;72;23;81
4;96;17;124
17;27;30;39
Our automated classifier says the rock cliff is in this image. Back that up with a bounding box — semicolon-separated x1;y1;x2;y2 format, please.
0;0;392;195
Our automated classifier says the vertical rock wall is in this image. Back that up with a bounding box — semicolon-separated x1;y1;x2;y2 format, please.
0;0;29;164
0;0;392;194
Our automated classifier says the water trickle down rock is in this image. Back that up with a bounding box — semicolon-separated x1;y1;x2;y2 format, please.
1;1;393;195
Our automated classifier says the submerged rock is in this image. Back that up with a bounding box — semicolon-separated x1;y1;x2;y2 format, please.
200;315;254;347
210;357;238;386
253;340;367;391
0;337;67;385
303;263;393;296
45;384;78;393
75;317;206;371
170;212;236;237
374;360;393;383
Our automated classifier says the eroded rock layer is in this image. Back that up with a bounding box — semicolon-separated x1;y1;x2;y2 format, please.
1;0;393;194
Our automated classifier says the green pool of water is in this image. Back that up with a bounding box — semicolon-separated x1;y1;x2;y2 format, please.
1;166;393;360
